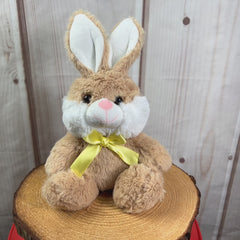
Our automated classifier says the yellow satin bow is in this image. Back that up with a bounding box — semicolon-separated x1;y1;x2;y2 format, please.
70;130;139;177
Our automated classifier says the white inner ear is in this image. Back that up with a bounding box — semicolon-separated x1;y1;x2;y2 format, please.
108;18;139;68
70;14;104;72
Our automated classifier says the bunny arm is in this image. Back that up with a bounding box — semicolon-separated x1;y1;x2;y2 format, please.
45;132;85;176
42;132;99;211
126;132;172;172
113;133;172;213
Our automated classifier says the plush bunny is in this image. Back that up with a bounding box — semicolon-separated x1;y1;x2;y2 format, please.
42;10;172;214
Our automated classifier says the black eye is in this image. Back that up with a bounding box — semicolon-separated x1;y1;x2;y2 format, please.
114;96;123;105
83;94;91;104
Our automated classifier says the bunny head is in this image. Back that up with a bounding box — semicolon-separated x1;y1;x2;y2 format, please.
63;10;150;139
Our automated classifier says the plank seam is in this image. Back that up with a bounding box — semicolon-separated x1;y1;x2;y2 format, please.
16;0;41;166
216;134;240;240
139;0;150;94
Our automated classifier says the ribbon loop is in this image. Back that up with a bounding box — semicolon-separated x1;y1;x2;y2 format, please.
70;131;139;177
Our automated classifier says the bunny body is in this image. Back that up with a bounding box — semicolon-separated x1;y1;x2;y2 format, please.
42;10;172;213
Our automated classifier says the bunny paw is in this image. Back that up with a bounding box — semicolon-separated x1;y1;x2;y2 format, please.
113;164;165;213
42;170;98;211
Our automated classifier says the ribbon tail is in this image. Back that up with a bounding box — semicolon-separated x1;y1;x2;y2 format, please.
108;145;139;165
70;145;101;177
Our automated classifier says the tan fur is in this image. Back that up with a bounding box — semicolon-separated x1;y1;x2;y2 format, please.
42;169;98;211
67;70;140;103
113;164;165;213
42;10;172;213
44;132;82;176
42;131;172;212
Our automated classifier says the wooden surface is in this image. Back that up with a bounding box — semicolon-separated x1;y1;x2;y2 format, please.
0;0;35;239
14;165;199;240
0;0;240;239
218;140;240;240
142;1;240;239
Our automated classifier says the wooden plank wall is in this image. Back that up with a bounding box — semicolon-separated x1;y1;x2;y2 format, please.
220;148;240;239
0;0;239;239
0;0;35;239
142;1;240;239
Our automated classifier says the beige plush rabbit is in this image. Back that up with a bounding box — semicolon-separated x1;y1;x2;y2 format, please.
42;10;172;214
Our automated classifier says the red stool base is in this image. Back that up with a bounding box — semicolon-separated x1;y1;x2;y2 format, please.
190;220;202;240
9;220;202;240
8;224;24;240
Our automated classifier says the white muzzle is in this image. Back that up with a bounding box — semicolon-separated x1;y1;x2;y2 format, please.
86;98;123;128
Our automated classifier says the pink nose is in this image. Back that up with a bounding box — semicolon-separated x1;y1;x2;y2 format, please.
98;99;113;110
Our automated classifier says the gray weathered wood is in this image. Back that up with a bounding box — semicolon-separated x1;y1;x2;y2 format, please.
22;0;143;163
0;0;35;239
142;0;240;239
218;134;240;240
220;156;240;239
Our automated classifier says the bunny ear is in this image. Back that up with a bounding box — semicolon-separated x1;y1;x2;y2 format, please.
108;18;144;72
65;10;109;76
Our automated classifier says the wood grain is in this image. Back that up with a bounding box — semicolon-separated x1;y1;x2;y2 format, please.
17;0;41;166
22;0;144;164
218;135;240;240
0;0;35;239
13;165;200;240
220;157;240;240
142;0;240;239
139;0;150;92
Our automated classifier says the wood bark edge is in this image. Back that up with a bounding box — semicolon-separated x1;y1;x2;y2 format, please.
13;164;201;240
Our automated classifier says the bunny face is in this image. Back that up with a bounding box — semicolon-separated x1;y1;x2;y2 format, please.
63;72;150;138
63;10;149;138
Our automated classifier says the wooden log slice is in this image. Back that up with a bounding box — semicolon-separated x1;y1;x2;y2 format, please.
13;165;200;240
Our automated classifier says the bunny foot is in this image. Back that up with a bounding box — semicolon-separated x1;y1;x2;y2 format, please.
113;164;165;213
42;170;99;211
